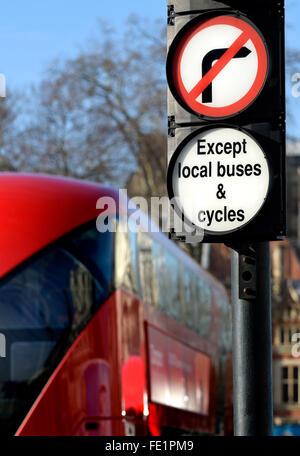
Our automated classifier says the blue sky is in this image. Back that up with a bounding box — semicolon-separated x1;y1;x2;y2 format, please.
0;0;299;137
0;0;165;88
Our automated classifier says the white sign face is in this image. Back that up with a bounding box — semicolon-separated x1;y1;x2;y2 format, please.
171;15;268;118
171;128;270;233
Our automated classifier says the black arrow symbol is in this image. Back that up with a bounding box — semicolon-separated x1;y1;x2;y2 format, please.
202;46;251;104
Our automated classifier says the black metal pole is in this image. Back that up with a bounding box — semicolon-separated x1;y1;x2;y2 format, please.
231;242;273;436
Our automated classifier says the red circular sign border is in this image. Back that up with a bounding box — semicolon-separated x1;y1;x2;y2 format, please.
172;15;269;118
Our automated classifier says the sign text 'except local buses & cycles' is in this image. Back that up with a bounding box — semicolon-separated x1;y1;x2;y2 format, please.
170;128;270;234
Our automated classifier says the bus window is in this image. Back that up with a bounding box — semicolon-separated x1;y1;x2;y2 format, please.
114;220;139;295
0;246;105;436
153;241;180;321
183;269;197;332
183;269;212;338
137;232;158;309
197;278;212;338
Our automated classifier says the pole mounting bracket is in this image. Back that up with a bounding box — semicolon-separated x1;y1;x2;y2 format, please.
226;242;257;301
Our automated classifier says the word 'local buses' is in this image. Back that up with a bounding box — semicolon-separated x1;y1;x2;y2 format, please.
0;174;232;436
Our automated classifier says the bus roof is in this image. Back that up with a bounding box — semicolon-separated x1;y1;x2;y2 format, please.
0;173;227;298
0;173;118;278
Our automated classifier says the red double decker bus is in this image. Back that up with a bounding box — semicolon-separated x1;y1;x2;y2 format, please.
0;173;232;436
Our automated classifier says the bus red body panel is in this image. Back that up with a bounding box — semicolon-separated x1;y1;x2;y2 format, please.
16;290;219;436
0;173;118;278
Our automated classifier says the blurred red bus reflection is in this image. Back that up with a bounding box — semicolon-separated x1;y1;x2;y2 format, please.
0;174;232;436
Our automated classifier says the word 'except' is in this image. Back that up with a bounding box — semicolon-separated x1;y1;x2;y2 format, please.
198;138;248;159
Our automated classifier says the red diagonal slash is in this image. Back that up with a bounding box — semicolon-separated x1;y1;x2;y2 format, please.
187;31;250;102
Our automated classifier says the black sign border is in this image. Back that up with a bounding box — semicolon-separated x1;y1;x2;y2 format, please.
167;124;285;243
